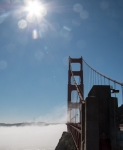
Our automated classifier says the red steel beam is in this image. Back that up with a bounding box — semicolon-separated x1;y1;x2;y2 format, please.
67;123;81;150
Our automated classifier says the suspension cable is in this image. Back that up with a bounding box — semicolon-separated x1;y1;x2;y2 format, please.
70;58;123;105
83;59;123;86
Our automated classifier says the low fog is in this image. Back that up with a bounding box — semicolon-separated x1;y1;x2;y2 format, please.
0;124;67;150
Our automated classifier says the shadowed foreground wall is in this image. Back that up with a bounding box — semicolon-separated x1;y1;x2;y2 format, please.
55;132;76;150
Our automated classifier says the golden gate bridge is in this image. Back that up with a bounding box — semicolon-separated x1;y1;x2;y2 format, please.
66;57;123;150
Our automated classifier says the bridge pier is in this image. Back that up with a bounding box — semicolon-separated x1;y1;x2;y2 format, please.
109;97;118;150
85;96;99;150
84;85;118;150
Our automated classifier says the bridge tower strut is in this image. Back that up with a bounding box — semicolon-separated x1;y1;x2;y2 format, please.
67;56;83;122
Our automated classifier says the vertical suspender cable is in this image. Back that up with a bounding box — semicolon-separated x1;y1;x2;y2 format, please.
114;82;116;97
92;70;94;86
93;71;94;85
94;71;95;85
98;73;99;85
108;79;110;86
93;70;94;85
100;75;102;85
91;69;92;89
88;68;90;95
82;58;123;108
95;72;96;85
75;80;79;123
121;86;123;105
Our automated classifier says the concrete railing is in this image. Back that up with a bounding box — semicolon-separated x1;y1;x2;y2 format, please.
117;130;123;148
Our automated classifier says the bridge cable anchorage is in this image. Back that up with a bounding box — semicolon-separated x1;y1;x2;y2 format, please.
83;59;123;86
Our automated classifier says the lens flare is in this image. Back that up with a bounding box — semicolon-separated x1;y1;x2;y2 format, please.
25;0;47;18
32;29;38;39
18;19;27;29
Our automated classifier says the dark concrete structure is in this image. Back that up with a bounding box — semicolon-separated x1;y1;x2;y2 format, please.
85;85;119;150
85;96;99;150
117;130;123;149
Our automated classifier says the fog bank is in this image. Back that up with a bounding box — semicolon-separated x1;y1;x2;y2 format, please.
0;124;67;150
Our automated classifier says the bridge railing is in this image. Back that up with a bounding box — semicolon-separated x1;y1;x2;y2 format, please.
117;130;123;148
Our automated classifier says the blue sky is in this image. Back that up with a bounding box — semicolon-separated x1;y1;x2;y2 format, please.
0;0;123;123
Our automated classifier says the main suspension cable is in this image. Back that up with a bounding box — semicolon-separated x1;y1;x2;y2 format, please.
83;59;123;86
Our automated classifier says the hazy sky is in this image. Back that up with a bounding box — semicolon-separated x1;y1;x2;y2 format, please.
0;0;123;123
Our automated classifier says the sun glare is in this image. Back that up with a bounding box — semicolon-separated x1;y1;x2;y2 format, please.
25;1;47;17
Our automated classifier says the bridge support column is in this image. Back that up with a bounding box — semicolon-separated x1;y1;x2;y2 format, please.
109;97;118;150
85;96;99;150
85;85;119;150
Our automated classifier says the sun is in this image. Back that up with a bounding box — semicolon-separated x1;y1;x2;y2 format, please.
25;0;47;17
26;1;42;15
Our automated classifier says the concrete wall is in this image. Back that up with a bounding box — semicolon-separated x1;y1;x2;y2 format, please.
84;85;119;150
109;97;118;150
85;96;99;150
117;130;123;148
